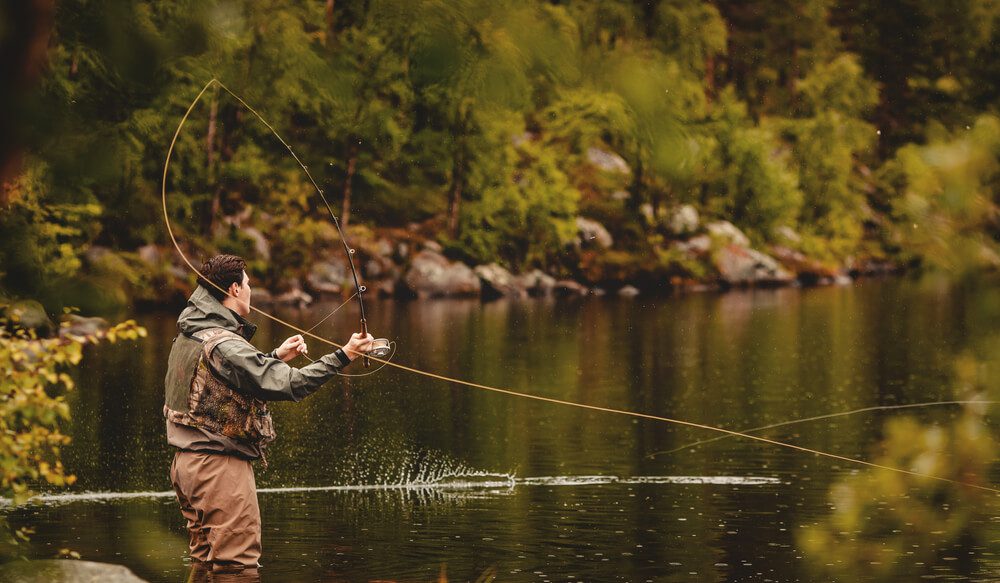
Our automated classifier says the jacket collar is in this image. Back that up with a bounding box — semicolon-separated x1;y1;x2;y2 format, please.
178;285;257;341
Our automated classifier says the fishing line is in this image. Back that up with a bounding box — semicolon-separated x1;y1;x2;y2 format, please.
303;291;358;334
646;400;999;459
162;79;1000;495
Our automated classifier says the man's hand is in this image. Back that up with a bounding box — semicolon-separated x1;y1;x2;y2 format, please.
342;332;374;361
275;335;308;362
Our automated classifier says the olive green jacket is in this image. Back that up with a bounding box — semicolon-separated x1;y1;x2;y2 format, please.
174;286;349;402
165;286;349;459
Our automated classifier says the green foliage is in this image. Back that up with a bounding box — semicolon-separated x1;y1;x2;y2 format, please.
0;319;146;503
774;54;879;259
0;166;102;305
455;112;580;269
6;0;1000;301
701;92;804;241
881;115;1000;273
798;354;997;582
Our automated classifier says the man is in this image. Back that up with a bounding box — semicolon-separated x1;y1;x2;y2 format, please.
164;254;372;573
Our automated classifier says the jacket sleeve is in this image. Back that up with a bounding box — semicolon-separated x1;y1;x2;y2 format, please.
209;338;351;402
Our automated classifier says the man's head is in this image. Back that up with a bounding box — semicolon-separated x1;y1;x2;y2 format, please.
198;254;252;316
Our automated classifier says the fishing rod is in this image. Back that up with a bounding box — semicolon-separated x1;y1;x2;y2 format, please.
162;79;1000;496
202;79;390;367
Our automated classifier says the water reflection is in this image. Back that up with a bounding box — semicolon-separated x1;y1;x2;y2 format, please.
3;279;999;581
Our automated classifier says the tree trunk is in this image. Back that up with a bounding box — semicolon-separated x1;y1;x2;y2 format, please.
325;0;336;46
704;54;716;105
341;142;357;228
448;153;463;237
206;93;219;177
205;93;220;234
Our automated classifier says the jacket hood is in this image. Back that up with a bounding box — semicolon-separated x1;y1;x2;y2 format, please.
177;285;257;340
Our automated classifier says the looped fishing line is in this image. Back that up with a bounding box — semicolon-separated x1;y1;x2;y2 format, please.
162;79;1000;495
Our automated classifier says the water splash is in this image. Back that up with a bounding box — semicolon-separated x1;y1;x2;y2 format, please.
1;474;779;507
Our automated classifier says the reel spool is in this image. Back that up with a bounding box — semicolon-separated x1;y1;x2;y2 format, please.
369;337;391;358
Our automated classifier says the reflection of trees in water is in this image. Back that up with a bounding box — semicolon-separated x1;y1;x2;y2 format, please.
799;350;999;581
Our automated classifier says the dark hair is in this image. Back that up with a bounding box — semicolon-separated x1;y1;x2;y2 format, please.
198;254;247;301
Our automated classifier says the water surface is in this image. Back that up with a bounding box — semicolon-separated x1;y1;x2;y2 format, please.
7;278;1000;582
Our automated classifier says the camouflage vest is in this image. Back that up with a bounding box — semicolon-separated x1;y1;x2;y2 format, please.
163;328;276;455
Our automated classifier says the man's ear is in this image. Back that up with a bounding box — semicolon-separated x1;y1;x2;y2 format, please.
229;281;241;298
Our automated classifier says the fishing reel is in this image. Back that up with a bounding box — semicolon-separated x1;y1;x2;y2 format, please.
368;337;391;358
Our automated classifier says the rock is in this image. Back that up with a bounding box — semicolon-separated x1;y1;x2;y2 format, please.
618;285;640;297
373;238;394;258
377;279;396;298
833;274;853;286
775;226;802;245
401;250;481;299
554;279;588;297
474;263;527;299
136;244;162;265
516;269;557;297
770;246;838;281
590;287;607;297
667;205;700;236
395;242;410;262
639;203;655;225
60;315;108;337
586;147;631;175
673;235;712;257
306;260;349;296
273;287;313;307
705;221;751;248
252;287;273;305
83;245;112;267
4;300;53;334
611;190;631;201
364;259;385;279
423;240;443;253
242;227;271;260
575;217;614;249
0;560;147;582
714;244;795;286
511;131;537;147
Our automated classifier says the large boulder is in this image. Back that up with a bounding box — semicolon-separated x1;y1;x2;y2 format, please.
554;279;588;297
59;315;108;338
474;263;527;299
575;217;614;249
705;220;751;248
305;259;349;296
673;235;712;258
667;205;700;236
4;300;53;335
515;269;557;297
770;245;839;282
714;244;795;286
401;250;481;298
0;560;147;583
242;227;271;260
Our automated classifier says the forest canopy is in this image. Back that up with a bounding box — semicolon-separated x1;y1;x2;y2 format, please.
2;0;1000;311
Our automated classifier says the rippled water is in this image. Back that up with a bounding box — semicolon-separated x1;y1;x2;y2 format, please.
5;278;1000;582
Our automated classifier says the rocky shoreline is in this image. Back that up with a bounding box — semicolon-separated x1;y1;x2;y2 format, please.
123;214;898;310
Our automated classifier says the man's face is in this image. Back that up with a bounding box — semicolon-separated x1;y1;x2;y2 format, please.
230;271;252;316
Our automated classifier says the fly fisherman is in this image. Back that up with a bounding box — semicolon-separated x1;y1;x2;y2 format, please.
164;253;373;574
